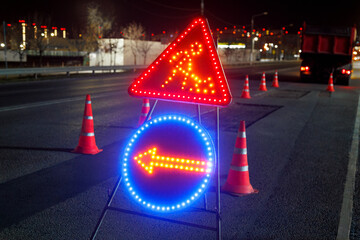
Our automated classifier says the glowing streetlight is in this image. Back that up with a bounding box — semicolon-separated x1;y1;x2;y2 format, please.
250;12;268;64
19;20;26;49
60;28;66;38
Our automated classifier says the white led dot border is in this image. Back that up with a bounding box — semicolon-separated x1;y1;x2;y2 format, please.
122;115;215;212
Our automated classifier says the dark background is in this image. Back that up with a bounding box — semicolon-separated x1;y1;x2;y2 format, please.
2;0;360;32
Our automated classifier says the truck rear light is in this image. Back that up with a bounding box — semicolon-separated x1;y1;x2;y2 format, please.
341;69;351;75
300;66;310;72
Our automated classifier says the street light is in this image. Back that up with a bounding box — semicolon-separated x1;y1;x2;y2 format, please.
250;11;268;65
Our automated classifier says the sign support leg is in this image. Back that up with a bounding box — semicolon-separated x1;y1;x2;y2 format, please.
203;193;208;210
197;104;201;124
90;176;122;240
145;99;158;122
215;107;222;240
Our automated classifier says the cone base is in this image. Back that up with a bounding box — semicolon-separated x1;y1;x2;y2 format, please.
240;93;251;99
272;83;279;88
327;88;335;92
72;146;103;155
259;87;267;91
221;181;258;196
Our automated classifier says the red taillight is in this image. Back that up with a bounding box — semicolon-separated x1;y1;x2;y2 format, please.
341;69;351;75
301;66;309;72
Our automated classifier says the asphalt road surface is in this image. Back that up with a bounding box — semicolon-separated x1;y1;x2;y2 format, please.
0;61;360;240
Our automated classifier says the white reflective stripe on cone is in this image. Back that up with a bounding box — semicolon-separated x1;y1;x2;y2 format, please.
233;147;247;155
144;103;150;107
140;113;148;116
84;116;93;120
86;101;91;104
237;131;246;138
81;132;95;136
230;165;249;172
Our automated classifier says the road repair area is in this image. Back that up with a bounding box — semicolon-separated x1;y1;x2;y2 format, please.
0;62;360;239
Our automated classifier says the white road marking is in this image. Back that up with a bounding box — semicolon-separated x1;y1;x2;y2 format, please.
0;91;121;113
336;94;360;240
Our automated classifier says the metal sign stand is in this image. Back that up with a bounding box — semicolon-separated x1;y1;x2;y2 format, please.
90;101;222;240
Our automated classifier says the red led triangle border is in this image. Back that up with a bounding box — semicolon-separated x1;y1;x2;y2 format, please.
128;17;232;107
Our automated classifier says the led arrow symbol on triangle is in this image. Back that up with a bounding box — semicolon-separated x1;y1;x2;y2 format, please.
134;147;212;174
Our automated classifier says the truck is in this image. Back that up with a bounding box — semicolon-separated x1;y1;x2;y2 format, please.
300;23;357;85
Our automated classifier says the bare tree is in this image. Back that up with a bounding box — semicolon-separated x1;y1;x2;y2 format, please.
30;34;49;67
107;38;117;66
97;40;107;66
8;24;26;66
83;4;113;64
86;4;112;39
139;40;154;65
107;28;124;66
27;13;52;67
82;32;98;54
122;22;145;65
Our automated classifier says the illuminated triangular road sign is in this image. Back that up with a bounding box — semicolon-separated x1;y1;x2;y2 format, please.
128;17;232;107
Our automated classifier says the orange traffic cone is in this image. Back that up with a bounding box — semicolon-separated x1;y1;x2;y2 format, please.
72;94;103;155
259;72;267;91
272;70;279;87
240;75;251;99
138;98;151;126
327;73;335;92
222;121;258;196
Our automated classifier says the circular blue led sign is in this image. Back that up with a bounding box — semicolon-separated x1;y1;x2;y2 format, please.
122;115;215;212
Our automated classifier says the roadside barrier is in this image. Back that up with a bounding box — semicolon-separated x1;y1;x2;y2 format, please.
272;70;279;87
138;98;151;126
259;72;267;91
240;75;251;99
327;73;335;92
72;94;103;154
222;121;258;196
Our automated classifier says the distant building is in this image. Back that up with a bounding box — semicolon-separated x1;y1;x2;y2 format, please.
0;50;27;62
89;39;167;66
90;38;263;66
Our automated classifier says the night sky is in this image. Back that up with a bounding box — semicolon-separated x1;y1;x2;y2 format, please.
2;0;360;34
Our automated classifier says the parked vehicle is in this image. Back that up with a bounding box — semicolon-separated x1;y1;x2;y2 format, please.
300;23;357;85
